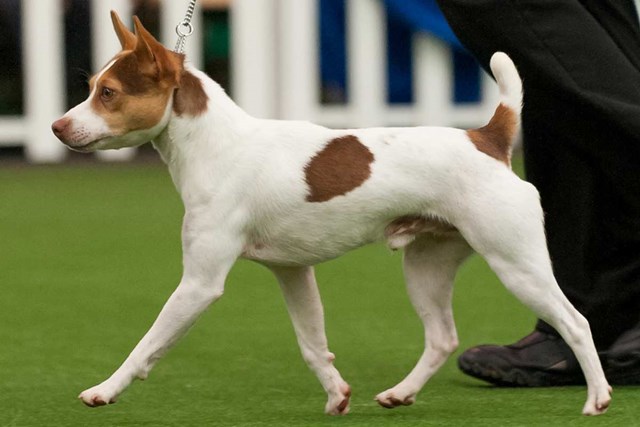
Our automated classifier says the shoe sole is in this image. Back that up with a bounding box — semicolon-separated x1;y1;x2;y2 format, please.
458;358;585;387
460;358;640;387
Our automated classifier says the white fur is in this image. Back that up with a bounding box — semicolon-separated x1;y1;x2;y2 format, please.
71;54;611;416
58;59;117;150
490;52;522;114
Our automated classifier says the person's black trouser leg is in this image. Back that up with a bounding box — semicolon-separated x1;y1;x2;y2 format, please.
436;0;640;348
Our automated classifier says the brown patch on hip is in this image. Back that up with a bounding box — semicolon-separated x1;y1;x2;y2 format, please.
304;135;375;202
173;70;208;117
466;103;517;166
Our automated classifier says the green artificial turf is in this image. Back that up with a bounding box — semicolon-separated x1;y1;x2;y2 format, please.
0;160;638;426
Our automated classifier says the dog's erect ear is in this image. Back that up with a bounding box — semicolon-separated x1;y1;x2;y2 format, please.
110;11;136;50
132;15;183;86
133;16;157;65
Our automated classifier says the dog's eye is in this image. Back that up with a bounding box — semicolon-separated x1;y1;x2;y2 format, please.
101;87;115;101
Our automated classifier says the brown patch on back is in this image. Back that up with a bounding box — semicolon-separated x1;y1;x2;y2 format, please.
466;103;517;166
305;135;374;202
173;70;209;117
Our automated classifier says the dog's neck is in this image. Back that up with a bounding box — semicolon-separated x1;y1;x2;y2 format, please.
152;66;255;204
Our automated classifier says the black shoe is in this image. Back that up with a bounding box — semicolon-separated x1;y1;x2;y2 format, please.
458;330;585;386
603;324;640;385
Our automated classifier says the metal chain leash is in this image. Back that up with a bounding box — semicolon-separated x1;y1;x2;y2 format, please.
174;0;198;54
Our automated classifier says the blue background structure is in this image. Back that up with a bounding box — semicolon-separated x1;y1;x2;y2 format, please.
319;0;482;104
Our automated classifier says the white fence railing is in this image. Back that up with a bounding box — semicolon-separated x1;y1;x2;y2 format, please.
232;0;499;129
1;0;202;163
1;0;498;163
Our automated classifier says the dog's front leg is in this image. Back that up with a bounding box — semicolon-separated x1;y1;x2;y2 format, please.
270;266;351;415
79;219;243;407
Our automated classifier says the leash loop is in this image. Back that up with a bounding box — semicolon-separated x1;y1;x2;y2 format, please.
174;0;198;54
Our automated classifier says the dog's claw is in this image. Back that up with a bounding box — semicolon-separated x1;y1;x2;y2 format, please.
80;394;117;407
78;384;119;408
325;383;351;415
92;397;107;407
375;389;416;409
581;385;612;416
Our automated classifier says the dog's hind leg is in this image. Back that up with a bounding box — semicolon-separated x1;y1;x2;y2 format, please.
270;265;351;415
454;177;611;415
375;234;472;409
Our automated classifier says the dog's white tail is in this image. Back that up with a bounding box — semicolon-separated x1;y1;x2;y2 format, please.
490;52;522;116
466;52;522;166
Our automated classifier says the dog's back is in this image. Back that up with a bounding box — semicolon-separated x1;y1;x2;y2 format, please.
239;53;523;265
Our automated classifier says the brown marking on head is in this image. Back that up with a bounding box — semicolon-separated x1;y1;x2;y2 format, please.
90;57;173;134
466;103;517;166
173;70;209;116
88;14;187;136
132;16;183;86
304;135;375;203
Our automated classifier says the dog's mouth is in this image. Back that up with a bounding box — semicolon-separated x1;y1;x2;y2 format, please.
66;137;107;153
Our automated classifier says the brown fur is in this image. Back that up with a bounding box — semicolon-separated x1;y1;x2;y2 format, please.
87;12;204;136
102;53;157;95
305;135;375;203
173;70;209;117
110;11;136;50
90;51;174;135
466;104;517;166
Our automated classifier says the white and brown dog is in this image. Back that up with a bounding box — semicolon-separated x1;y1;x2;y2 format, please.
52;12;611;416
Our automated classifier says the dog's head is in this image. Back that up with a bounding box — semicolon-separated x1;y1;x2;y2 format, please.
52;12;184;152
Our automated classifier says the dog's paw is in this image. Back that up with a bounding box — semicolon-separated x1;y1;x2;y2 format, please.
325;383;351;415
78;383;119;407
375;388;416;409
582;385;612;416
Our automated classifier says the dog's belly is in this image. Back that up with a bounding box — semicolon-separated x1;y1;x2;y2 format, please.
241;227;379;267
240;214;457;267
241;244;349;267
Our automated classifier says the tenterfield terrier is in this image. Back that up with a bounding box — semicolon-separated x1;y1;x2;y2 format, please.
51;12;612;416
